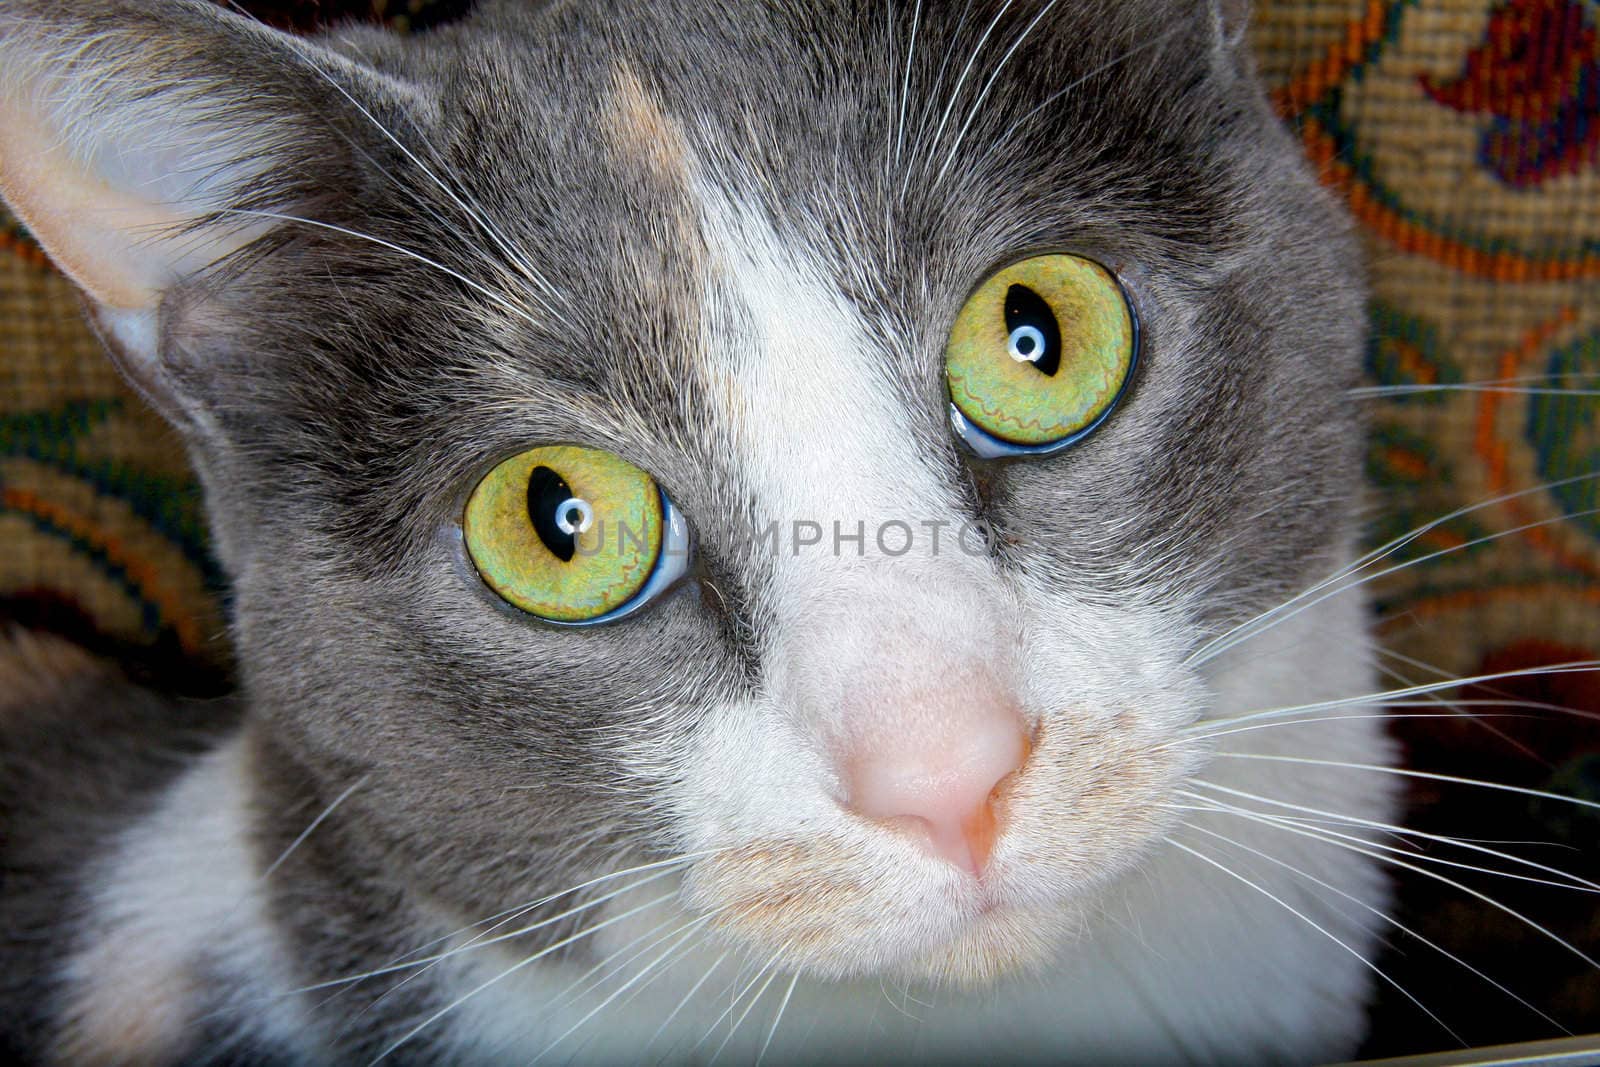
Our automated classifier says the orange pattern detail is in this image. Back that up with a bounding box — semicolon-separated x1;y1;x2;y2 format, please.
1270;0;1394;116
1;487;202;652
0;229;50;269
1301;117;1600;280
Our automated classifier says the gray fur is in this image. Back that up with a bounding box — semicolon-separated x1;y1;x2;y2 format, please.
0;0;1372;1061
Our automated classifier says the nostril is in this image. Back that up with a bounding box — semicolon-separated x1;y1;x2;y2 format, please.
842;705;1028;875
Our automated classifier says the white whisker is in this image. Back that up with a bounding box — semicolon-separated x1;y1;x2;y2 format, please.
280;32;562;307
902;0;1014;198
379;850;713;975
541;907;713;1019
933;0;1064;187
1188;473;1600;667
708;947;790;1064
1200;503;1600;667
1181;662;1600;737
646;948;732;1054
992;27;1185;152
1164;837;1460;1042
1375;658;1541;759
893;0;924;169
218;208;548;331
1210;752;1600;814
1378;647;1599;722
1180;785;1600;894
367;889;680;1064
758;971;802;1065
1166;708;1534;748
261;774;369;883
220;0;567;323
1182;795;1600;975
909;0;978;169
529;912;720;1064
298;863;686;996
1173;819;1566;1032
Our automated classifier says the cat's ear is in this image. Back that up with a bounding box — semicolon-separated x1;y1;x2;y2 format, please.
1208;0;1251;53
0;0;404;420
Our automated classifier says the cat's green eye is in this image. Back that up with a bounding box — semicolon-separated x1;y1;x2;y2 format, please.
462;445;689;624
945;253;1138;458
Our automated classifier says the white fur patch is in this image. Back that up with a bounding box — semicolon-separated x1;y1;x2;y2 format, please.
58;739;317;1063
449;593;1392;1065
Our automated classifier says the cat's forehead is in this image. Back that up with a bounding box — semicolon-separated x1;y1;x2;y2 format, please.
395;0;1244;420
260;0;1349;602
422;0;1243;288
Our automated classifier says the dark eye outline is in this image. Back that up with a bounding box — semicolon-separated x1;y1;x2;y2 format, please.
454;446;694;629
947;257;1142;460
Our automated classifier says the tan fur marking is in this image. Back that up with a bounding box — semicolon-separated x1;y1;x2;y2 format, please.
689;839;872;964
603;63;690;185
0;628;109;722
691;835;1063;985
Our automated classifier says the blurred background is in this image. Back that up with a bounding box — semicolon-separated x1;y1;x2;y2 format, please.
1251;2;1600;1054
0;0;1596;1057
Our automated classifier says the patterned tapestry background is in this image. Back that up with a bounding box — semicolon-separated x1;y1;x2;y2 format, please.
1;0;1597;1057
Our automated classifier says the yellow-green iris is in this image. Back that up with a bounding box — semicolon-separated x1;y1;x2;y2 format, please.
945;254;1135;446
463;445;663;623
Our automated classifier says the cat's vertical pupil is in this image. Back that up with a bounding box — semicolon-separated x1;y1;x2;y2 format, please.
527;465;578;562
1004;284;1061;376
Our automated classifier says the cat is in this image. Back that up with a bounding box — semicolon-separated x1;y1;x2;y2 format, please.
0;0;1413;1062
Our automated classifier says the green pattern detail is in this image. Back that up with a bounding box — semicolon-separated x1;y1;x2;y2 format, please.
1366;303;1460;404
1529;330;1600;543
0;400;219;586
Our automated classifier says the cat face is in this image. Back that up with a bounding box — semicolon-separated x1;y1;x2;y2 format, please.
1;0;1366;986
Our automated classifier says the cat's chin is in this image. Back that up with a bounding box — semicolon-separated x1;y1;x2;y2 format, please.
891;901;1078;986
682;839;1090;988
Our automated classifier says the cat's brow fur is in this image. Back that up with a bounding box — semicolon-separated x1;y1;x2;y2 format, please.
0;0;1390;1063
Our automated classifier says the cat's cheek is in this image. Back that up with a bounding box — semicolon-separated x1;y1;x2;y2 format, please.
990;711;1207;909
1000;593;1213;886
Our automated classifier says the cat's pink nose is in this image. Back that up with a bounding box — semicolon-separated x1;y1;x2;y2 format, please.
843;703;1029;875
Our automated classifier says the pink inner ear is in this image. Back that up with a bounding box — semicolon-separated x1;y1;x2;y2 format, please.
0;101;182;311
0;72;280;325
